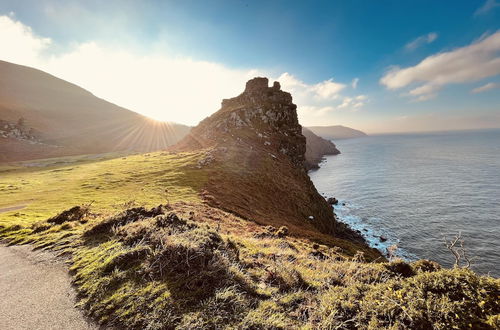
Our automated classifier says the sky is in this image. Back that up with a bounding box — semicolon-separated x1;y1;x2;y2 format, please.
0;0;500;134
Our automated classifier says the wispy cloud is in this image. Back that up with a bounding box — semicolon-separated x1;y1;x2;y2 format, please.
381;31;500;101
351;77;359;89
405;32;438;51
474;0;500;16
471;82;499;93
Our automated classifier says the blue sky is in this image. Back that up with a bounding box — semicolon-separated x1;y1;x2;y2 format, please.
1;0;499;133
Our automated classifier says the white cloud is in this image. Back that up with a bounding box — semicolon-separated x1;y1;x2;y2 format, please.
310;79;346;100
381;31;500;101
277;72;346;101
0;16;265;124
413;93;437;102
276;73;366;117
474;0;500;16
337;97;352;109
471;82;499;93
335;95;367;111
408;84;441;96
405;32;438;51
0;15;364;125
0;16;52;65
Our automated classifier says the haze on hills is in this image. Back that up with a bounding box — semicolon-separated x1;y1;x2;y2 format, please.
307;125;367;140
0;60;190;162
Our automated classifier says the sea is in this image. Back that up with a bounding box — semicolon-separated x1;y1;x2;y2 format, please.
309;129;500;277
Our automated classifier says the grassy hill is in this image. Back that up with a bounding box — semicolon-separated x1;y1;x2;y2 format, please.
1;152;498;329
0;60;190;162
1;77;498;329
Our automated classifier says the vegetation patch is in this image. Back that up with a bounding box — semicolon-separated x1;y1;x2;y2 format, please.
1;151;498;329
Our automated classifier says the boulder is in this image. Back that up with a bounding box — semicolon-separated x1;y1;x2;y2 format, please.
326;197;338;205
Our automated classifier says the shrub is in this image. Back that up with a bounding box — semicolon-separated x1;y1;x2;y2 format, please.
84;206;164;237
412;259;441;273
31;222;51;233
276;226;289;238
47;205;89;224
384;260;415;278
264;263;310;293
315;268;500;329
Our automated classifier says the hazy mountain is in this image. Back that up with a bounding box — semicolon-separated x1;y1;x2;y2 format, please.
307;125;367;140
0;60;190;162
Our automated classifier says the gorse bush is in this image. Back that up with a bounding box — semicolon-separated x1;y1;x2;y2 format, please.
314;268;500;329
3;204;499;329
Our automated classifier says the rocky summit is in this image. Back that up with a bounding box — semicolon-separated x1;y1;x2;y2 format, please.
177;77;306;168
173;77;371;247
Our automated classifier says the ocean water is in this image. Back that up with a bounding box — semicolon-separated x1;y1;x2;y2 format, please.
309;129;500;276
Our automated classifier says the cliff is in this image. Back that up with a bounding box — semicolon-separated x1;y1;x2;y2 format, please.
173;77;367;245
302;127;340;170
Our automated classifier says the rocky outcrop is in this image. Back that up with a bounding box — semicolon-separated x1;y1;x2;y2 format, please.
173;78;371;246
178;77;306;168
0;119;39;142
303;127;340;170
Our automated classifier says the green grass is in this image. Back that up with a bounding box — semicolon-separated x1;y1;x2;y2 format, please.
0;151;209;229
0;150;498;329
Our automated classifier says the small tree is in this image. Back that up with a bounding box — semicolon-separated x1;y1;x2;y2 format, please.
444;232;474;269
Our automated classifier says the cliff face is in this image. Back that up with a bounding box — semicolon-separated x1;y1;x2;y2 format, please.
302;127;340;170
174;77;367;245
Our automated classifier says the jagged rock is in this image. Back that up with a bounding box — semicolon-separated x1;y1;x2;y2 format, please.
177;77;306;168
326;197;338;205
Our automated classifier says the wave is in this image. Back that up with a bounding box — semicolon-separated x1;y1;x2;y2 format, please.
333;200;418;261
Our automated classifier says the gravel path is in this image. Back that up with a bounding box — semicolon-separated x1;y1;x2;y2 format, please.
0;245;98;330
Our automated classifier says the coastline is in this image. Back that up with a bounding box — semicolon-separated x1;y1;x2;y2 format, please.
309;143;416;261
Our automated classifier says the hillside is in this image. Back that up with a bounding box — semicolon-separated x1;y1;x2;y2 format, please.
302;127;340;170
1;77;498;329
307;125;367;140
0;60;190;162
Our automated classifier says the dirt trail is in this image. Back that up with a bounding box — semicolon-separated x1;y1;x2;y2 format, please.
0;205;26;213
0;245;97;330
